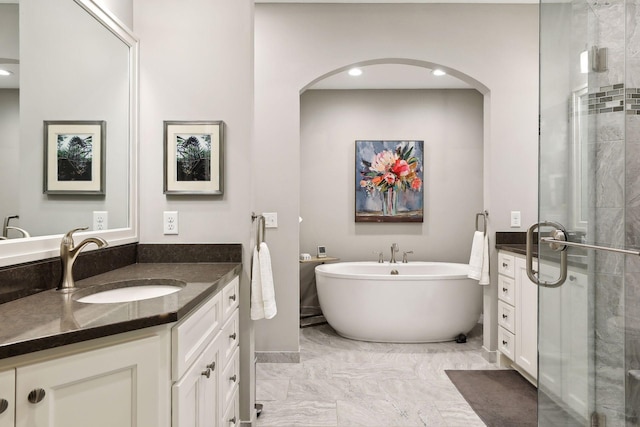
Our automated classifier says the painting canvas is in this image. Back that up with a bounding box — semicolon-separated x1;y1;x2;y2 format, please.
355;140;424;222
164;121;224;195
44;121;106;195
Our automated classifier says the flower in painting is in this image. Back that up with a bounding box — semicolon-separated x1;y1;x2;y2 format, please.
359;142;422;197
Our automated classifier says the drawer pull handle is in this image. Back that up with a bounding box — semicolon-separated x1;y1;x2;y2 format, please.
229;416;237;425
502;287;508;293
28;388;46;404
502;340;508;346
502;314;508;319
0;398;8;414
569;275;577;282
229;294;237;302
502;262;508;268
207;362;216;371
202;368;211;378
229;374;237;382
229;332;237;340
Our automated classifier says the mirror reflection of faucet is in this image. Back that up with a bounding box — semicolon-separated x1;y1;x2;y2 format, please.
2;215;30;239
58;227;108;292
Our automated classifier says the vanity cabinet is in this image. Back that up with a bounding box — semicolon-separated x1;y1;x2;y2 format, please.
172;276;240;427
497;251;538;381
0;274;240;427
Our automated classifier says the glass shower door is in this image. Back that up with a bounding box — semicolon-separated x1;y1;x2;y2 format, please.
538;0;631;425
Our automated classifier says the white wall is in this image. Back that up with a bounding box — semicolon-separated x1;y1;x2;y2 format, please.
133;0;255;422
300;89;483;263
255;3;539;354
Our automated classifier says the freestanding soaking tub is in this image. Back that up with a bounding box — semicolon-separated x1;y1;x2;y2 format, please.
315;262;482;343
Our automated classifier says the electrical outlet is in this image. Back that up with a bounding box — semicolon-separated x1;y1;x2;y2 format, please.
510;211;521;228
163;211;179;235
93;211;108;231
263;212;278;228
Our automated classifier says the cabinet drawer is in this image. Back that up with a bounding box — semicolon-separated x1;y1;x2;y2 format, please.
220;347;239;413
498;275;515;305
498;300;515;333
221;386;239;427
172;292;222;380
498;252;515;278
222;276;240;322
221;309;239;367
498;327;515;360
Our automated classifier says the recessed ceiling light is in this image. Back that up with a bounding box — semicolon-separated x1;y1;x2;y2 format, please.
0;69;13;77
348;68;363;77
432;69;446;77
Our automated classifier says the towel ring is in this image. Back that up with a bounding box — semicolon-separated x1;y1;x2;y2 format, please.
475;210;488;235
251;212;266;251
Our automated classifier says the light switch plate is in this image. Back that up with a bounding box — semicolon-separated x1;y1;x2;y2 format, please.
510;211;521;228
263;212;278;228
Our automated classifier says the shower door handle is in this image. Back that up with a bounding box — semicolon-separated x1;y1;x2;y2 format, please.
526;221;568;288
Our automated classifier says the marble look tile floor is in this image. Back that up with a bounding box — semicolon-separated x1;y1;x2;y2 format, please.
256;323;504;427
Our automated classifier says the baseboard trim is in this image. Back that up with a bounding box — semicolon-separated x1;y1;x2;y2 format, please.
255;351;300;363
481;346;498;363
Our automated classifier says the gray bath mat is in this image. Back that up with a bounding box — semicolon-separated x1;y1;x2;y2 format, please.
445;369;537;427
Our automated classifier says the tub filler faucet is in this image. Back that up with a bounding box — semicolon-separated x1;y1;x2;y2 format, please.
390;243;399;263
58;227;108;292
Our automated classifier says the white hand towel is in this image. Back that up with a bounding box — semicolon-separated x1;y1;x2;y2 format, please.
250;242;277;320
259;242;277;319
250;245;265;320
468;231;490;285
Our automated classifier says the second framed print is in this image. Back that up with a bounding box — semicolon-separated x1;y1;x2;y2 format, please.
163;121;224;195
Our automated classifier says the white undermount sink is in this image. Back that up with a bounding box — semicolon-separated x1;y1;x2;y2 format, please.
74;279;186;304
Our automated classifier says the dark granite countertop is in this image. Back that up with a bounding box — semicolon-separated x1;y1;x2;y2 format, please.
0;262;241;360
495;243;535;257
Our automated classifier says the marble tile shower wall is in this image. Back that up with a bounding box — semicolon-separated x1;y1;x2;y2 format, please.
585;1;639;425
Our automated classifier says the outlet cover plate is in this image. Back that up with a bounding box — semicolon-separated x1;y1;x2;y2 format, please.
93;211;108;231
163;211;179;235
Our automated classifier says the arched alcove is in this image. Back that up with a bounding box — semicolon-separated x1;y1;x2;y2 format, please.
298;60;487;319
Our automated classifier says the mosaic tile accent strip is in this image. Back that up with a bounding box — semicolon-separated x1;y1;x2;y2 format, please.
588;83;625;114
627;87;640;115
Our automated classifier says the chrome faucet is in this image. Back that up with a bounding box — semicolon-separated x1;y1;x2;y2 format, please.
390;243;399;263
373;251;384;263
58;227;108;292
402;251;413;263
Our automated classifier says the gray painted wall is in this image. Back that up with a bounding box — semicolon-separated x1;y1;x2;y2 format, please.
133;0;255;422
300;89;483;265
255;3;539;354
0;90;19;227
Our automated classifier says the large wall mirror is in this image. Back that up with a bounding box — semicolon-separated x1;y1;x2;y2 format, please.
0;0;138;267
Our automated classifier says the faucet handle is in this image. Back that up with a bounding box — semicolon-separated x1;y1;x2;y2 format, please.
372;251;384;263
61;227;89;245
402;251;413;263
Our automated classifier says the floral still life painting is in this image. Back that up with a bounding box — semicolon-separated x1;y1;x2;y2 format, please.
355;140;424;222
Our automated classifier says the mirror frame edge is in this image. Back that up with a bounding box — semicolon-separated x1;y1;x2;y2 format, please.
0;0;139;268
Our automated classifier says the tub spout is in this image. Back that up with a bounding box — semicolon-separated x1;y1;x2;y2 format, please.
390;243;399;263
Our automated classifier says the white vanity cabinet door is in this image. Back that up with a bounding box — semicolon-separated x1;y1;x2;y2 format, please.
15;335;162;427
172;332;221;427
0;369;15;427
